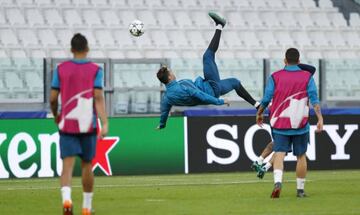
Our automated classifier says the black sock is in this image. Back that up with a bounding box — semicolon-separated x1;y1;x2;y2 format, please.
208;29;222;52
235;84;257;107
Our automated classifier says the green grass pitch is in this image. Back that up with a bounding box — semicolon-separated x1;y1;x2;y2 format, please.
0;170;359;215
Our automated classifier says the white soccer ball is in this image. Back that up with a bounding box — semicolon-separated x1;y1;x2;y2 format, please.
129;20;145;37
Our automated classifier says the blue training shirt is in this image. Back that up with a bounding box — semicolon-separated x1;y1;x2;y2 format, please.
260;65;320;135
159;79;224;128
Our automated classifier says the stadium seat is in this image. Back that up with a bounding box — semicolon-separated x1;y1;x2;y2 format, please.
88;49;106;58
343;31;360;48
63;10;83;27
243;12;264;28
38;29;59;47
101;10;121;27
174;11;193;28
151;30;171;48
26;9;46;27
10;49;33;69
44;9;65;26
258;31;278;48
318;0;334;9
107;50;125;59
0;29;19;47
191;11;211;28
261;12;281;28
221;31;241;48
83;10;103;26
127;0;145;8
108;0;127;7
328;31;347;48
24;72;43;92
265;0;284;8
138;11;158;28
181;0;198;8
301;0;316;8
276;31;295;48
0;50;13;69
119;10;137;26
50;49;69;58
330;13;348;28
34;0;53;5
157;11;175;27
18;29;40;47
146;0;163;8
187;31;206;48
296;13;315;28
90;0;108;7
227;12;247;28
162;0;180;8
169;31;188;48
131;91;148;113
149;91;161;113
133;31;154;48
198;0;217;9
144;50;163;58
126;50;143;59
349;13;360;28
114;92;129;114
16;0;34;6
6;8;26;26
55;0;72;6
283;0;301;9
95;30;115;47
72;0;89;6
278;12;299;29
251;0;267;9
5;72;24;90
312;12;332;28
292;31;313;48
113;30;135;48
239;31;261;48
56;29;73;47
309;31;330;48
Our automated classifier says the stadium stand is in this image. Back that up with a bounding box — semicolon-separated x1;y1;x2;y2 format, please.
0;0;359;109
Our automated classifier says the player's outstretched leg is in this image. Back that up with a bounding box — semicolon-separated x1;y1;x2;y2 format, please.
202;12;226;97
219;78;260;108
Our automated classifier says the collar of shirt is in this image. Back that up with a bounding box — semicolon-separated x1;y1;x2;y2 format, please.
71;58;90;64
284;65;301;71
166;80;177;89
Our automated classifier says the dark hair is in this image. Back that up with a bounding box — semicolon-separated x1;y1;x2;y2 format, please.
285;48;300;64
157;66;170;84
71;33;88;52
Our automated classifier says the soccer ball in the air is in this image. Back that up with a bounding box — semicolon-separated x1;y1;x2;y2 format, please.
129;20;145;37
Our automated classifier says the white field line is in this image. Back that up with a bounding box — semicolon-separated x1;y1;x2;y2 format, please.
0;179;311;191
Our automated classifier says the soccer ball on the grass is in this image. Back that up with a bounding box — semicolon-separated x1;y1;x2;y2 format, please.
129;20;145;37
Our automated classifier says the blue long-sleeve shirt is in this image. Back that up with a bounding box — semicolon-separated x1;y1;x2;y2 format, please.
159;79;224;128
261;65;320;135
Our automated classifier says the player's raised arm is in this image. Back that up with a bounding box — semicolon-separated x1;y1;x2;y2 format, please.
298;63;316;75
157;97;172;130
